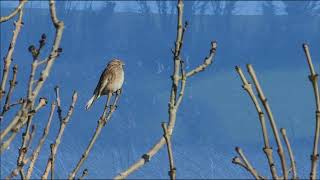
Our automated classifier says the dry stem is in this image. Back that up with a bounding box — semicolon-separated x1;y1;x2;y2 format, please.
26;102;56;179
41;90;77;180
68;92;120;179
0;0;27;23
114;0;217;178
0;0;64;151
162;122;176;180
246;64;288;179
1;65;18;116
280;128;297;179
0;9;24;101
235;66;278;179
302;43;320;180
233;147;262;179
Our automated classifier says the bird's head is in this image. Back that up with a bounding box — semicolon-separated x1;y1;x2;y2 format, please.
109;58;125;67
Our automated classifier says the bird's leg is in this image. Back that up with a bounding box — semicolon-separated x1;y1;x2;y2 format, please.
102;92;112;117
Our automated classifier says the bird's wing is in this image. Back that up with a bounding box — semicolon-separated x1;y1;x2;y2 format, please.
93;67;109;96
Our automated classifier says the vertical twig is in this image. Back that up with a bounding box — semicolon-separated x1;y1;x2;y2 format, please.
68;92;120;179
246;64;288;179
302;43;320;180
162;122;176;180
26;102;56;179
1;65;18;117
41;90;77;180
280;128;298;179
0;9;24;101
114;0;217;178
15;98;47;177
6;124;35;180
235;66;278;179
0;0;65;151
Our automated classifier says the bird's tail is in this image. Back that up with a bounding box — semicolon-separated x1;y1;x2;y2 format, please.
85;95;96;110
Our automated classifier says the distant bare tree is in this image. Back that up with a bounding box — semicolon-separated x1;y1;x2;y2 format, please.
232;44;319;180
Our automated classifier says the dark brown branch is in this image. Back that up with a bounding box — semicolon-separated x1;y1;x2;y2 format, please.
41;91;77;180
0;0;27;23
302;43;320;180
68;92;121;179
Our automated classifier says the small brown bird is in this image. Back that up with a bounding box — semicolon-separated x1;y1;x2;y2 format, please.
85;58;125;110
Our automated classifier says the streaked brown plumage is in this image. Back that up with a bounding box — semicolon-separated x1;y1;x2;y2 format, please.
85;58;124;110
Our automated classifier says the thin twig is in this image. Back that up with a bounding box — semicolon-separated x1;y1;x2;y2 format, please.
26;102;56;179
162;122;176;180
68;92;121;179
0;9;24;101
280;128;298;179
0;0;27;23
234;147;261;179
6;125;35;180
232;156;266;180
114;0;217;178
302;43;320;180
1;65;18;117
184;41;217;79
41;91;77;180
247;64;288;179
235;66;278;179
0;0;65;150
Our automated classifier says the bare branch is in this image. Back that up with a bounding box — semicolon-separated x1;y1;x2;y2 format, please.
0;9;24;100
1;65;18;117
246;64;288;179
7;124;35;179
42;91;77;180
235;66;278;179
302;43;320;180
280;128;298;179
234;147;262;179
68;92;121;179
114;0;217;178
0;0;65;150
184;41;217;78
0;0;27;23
232;156;266;180
162;122;176;180
26;102;56;179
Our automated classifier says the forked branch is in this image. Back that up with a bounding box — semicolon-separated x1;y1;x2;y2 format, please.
41;90;77;180
68;91;121;179
235;66;278;179
0;0;27;23
114;0;217;179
